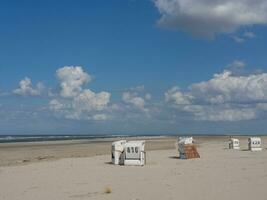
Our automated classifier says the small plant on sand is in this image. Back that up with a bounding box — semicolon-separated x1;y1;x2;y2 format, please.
104;187;112;194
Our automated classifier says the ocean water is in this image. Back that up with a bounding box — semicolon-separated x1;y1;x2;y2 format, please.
0;135;128;143
0;134;255;143
0;134;172;143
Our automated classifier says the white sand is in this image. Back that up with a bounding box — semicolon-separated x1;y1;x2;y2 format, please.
0;138;267;200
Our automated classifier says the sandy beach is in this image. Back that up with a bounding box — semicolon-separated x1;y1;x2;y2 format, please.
0;136;267;200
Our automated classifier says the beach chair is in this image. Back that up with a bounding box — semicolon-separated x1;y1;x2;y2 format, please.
229;138;240;150
248;137;262;151
124;141;146;166
178;137;200;159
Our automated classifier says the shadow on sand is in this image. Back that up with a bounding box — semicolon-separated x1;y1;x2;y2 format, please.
169;156;180;159
241;149;250;151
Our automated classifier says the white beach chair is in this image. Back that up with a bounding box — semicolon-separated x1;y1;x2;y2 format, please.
248;137;262;151
229;138;240;150
123;141;146;166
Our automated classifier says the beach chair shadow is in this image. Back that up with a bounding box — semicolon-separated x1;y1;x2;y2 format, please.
241;149;250;151
105;161;113;165
169;156;180;159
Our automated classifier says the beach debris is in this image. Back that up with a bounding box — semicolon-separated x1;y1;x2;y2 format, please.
248;137;262;151
36;155;54;160
111;140;146;166
178;137;200;159
104;187;112;194
229;137;240;150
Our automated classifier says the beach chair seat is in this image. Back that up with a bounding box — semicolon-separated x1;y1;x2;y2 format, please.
178;137;200;159
180;144;200;159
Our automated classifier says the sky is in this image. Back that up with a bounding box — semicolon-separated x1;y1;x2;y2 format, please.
1;0;267;135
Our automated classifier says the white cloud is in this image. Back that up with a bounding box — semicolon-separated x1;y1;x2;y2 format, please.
145;93;152;100
92;114;108;121
154;0;267;38
232;35;245;43
122;85;152;111
165;87;193;105
166;61;267;121
121;88;154;117
130;85;145;92
190;70;267;104
49;66;111;121
227;60;245;69
49;90;111;120
72;89;111;112
183;104;257;121
13;77;44;96
56;66;91;98
49;99;64;111
122;92;146;110
244;31;256;38
232;31;256;43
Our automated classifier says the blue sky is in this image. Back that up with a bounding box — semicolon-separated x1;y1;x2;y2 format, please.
1;0;267;135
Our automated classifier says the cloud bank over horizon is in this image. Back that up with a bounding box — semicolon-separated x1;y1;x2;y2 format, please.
165;61;267;121
1;62;267;134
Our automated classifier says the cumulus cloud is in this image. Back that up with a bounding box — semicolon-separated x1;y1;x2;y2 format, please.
145;93;152;100
190;70;267;104
122;92;146;110
92;114;108;121
232;35;245;43
165;87;193;105
72;89;111;112
182;104;257;121
244;31;256;38
226;60;245;69
154;0;267;38
232;31;256;43
121;85;152;112
56;66;91;98
166;61;267;121
49;66;111;120
49;99;64;111
13;77;44;96
130;85;145;92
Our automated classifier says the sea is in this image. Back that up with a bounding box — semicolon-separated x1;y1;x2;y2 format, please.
0;133;261;143
0;134;174;143
0;135;121;143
